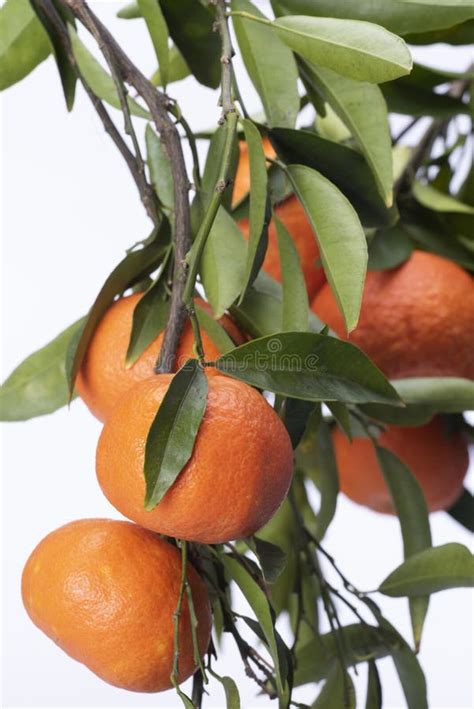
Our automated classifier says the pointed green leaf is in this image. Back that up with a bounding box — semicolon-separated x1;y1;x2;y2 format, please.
68;27;149;118
125;279;170;366
0;0;51;90
300;61;393;206
0;318;84;421
137;0;169;87
159;0;220;89
368;226;413;270
144;360;208;509
232;0;299;127
327;401;352;440
288;164;367;332
194;303;236;356
246;537;287;584
413;181;474;214
448;489;474;533
151;44;190;86
240;119;269;300
201;207;247;318
283;398;315;449
365;660;382;709
393;377;474;412
201;125;239;212
216;332;400;404
315;419;339;539
312;662;355;708
273;16;412;84
274;214;309;332
376;446;432;649
270;127;397;228
379;543;474;596
145;123;174;208
208;669;241;709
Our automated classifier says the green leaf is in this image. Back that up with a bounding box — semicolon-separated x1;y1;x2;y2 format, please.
413;181;474;215
314;419;339;539
283;398;315;449
0;0;51;90
376;446;432;649
201;207;247;318
201;125;239;212
327;401;352;439
159;0;220;89
271;0;474;37
382;82;467;118
216;332;400;404
125;279;170;366
208;669;241;709
220;554;288;694
270;127;397;228
368;226;413;270
195;303;236;355
359;402;434;427
239;119;269;301
273;16;412;84
67;229;169;393
448;489;474;533
365;660;382;709
300;61;393;206
232;0;299;128
145;123;174;209
379;543;474;597
117;2;141;19
68;27;149;118
312;662;355;708
144;360;208;510
246;537;287;584
393;377;474;412
151;44;190;86
288;164;367;332
0;318;84;421
30;0;76;111
274;214;309;332
137;0;169;87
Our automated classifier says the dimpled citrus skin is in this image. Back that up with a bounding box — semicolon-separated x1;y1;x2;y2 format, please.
21;519;211;693
238;196;326;300
312;250;474;379
96;375;294;544
76;294;244;422
332;417;468;514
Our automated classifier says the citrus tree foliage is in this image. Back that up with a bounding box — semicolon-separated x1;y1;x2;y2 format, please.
1;0;474;706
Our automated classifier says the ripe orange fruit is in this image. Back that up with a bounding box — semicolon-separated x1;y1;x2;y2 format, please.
234;139;325;299
312;250;474;379
76;294;244;421
332;417;468;514
22;519;211;692
96;374;294;544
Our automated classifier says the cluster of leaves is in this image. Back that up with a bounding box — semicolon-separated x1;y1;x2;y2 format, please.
1;0;474;707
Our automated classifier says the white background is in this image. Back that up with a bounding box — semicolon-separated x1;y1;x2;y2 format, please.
1;2;473;707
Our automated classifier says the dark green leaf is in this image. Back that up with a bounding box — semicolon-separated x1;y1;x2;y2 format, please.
365;660;382;709
232;0;299;128
145;123;174;209
448;489;474;533
270;127;397;228
208;668;241;709
299;61;393;206
137;0;169;87
359;402;434;427
217;332;400;404
201;125;239;212
271;0;474;37
30;0;76;110
221;554;288;694
195;303;236;356
66;229;169;393
144;360;208;509
247;537;287;583
382;82;467;118
413;181;474;215
312;662;355;708
379;543;474;597
376;446;432;648
288;164;367;332
0;0;51;90
273;15;412;84
125;278;170;366
151;44;190;87
393;377;474;412
68;27;149;118
201;206;247;318
406;18;474;45
368;225;413;271
0;318;84;421
159;0;220;89
274;214;309;331
239;119;269;301
314;419;339;538
327;401;352;439
283;398;315;448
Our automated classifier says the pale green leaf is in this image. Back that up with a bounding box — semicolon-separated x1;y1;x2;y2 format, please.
0;0;51;90
137;0;169;87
